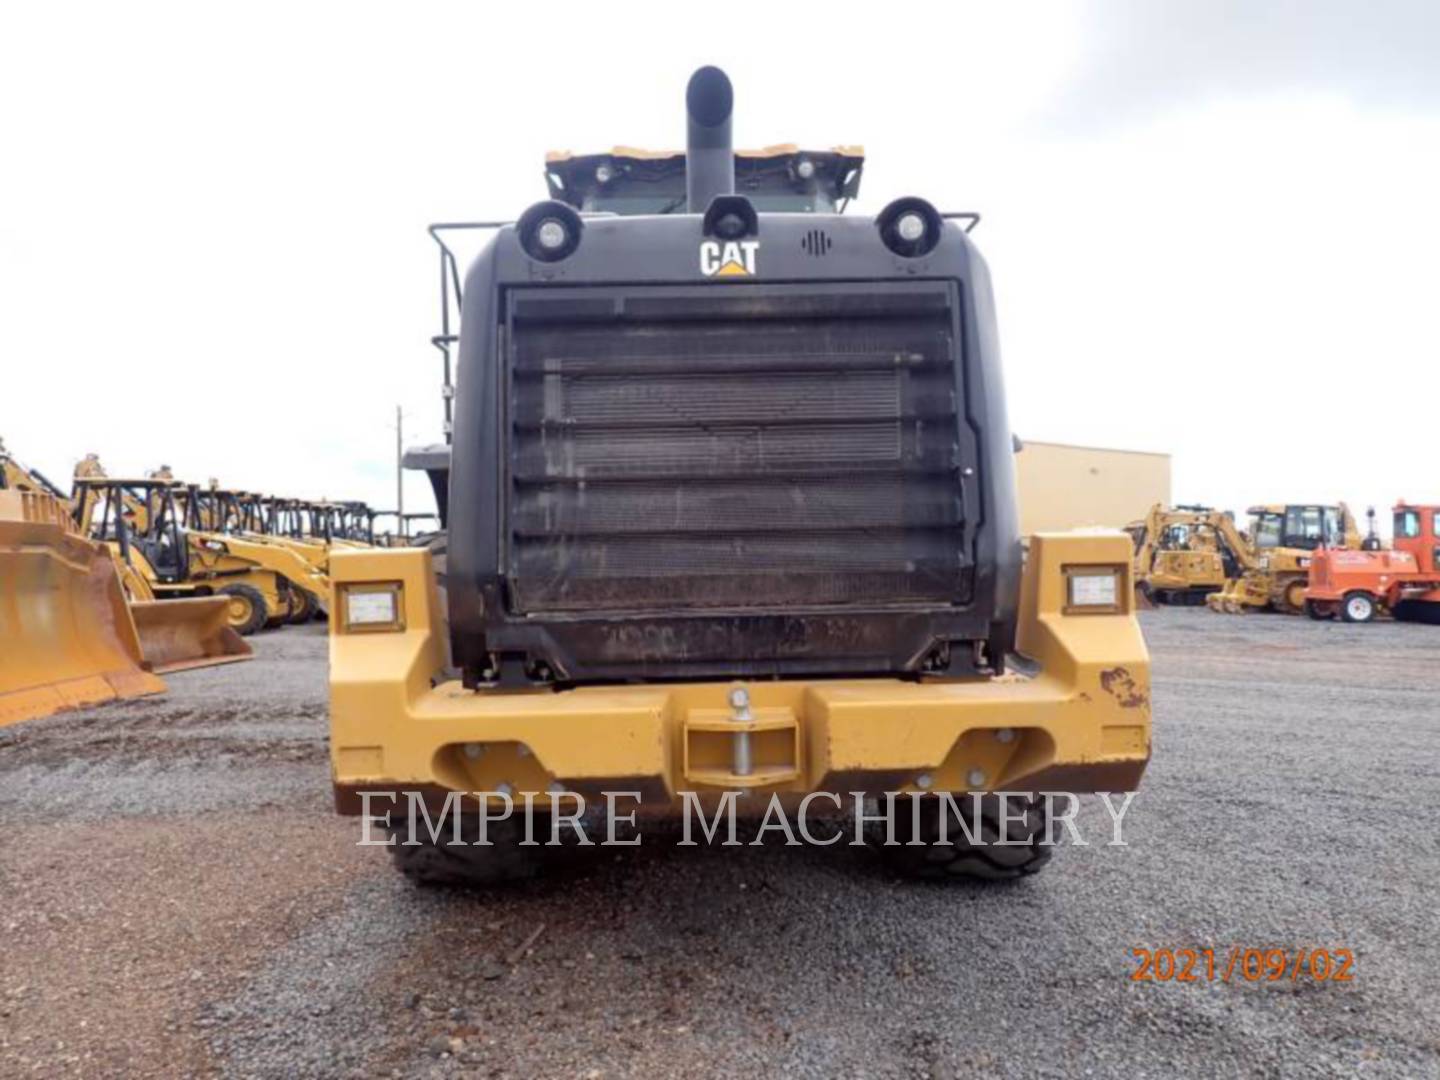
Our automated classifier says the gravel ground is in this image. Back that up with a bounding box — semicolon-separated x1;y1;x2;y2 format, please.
1;611;1437;1078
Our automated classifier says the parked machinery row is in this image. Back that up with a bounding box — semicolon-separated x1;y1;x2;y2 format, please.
68;456;393;635
1130;501;1439;623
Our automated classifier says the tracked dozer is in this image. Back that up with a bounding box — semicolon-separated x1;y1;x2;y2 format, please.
329;68;1151;884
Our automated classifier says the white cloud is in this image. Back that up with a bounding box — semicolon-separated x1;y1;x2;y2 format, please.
1;1;1436;522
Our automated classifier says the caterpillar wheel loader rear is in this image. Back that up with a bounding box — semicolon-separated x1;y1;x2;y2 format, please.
1206;503;1361;614
329;68;1151;884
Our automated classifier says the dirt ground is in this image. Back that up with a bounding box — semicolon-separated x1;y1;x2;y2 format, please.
1;610;1437;1078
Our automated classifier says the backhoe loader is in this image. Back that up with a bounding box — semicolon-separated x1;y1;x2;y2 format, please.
329;67;1151;885
179;485;331;622
73;477;328;634
1127;504;1242;606
1206;503;1361;614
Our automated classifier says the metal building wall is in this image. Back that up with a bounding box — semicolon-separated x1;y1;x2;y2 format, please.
1015;441;1171;535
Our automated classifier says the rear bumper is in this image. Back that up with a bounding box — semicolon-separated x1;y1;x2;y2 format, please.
328;533;1151;813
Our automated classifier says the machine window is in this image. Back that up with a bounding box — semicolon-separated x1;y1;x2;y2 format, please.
1283;506;1325;550
1253;513;1283;549
1396;510;1421;539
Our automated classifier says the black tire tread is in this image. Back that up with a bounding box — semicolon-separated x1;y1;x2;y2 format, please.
387;809;593;887
868;793;1053;881
218;583;268;636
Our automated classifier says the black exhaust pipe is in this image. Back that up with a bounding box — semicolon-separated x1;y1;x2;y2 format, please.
685;66;734;213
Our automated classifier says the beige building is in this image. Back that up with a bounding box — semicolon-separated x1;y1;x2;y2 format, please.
1015;440;1171;536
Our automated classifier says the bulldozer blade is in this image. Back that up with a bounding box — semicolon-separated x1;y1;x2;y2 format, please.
129;597;254;674
0;490;166;728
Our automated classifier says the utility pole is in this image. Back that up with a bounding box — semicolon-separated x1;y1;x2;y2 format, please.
395;405;404;529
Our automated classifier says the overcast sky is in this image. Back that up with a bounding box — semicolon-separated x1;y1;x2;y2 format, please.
3;1;1438;526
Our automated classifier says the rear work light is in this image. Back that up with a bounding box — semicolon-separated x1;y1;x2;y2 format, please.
517;200;584;262
1064;567;1125;613
343;584;404;632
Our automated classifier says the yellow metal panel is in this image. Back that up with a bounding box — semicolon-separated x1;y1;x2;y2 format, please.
327;533;1151;809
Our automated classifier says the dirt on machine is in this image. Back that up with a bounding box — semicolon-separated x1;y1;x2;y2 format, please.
326;67;1152;886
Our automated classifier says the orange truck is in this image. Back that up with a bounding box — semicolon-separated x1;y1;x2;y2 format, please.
1304;503;1440;623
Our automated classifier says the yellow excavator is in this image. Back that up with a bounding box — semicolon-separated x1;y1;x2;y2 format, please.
1127;504;1242;606
1206;503;1362;614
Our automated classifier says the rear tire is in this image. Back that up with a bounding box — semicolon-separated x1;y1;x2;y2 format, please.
218;584;267;636
1281;579;1308;613
387;806;597;887
287;586;318;625
1340;591;1377;624
1305;599;1337;620
869;793;1053;881
1393;599;1440;625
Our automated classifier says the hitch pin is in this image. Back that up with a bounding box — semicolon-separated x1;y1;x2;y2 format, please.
729;686;753;777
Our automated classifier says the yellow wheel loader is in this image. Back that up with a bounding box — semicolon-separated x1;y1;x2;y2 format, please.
1206;503;1361;614
2;443;249;686
1127;504;1243;606
329;67;1151;885
0;485;167;727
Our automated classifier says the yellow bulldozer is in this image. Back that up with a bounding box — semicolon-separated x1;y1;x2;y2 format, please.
1206;503;1361;614
1127;504;1243;606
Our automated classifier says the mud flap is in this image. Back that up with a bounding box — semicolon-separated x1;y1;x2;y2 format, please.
0;490;166;727
129;597;254;674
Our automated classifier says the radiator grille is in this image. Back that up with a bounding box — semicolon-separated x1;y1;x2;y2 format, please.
505;284;969;614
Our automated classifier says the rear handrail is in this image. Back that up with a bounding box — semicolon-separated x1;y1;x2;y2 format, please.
427;222;507;444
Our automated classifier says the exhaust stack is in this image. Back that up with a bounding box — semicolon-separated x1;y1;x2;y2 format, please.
685;66;734;213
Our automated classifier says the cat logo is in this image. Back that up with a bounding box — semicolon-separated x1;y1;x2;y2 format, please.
699;239;760;277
